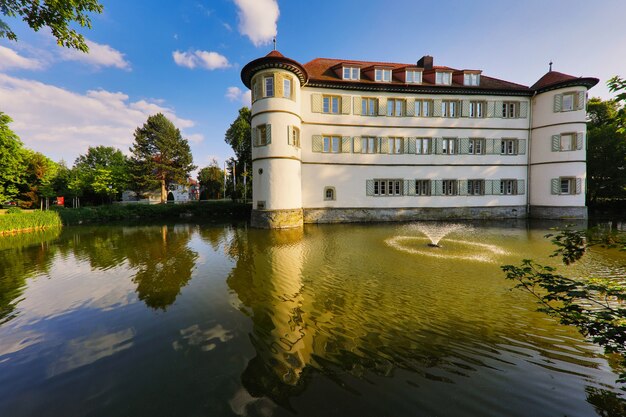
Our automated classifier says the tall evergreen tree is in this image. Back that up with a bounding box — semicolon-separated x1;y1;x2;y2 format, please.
129;113;196;203
0;112;26;203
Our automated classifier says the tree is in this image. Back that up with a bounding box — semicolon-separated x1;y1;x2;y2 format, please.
225;107;252;199
197;159;224;199
73;146;129;204
0;112;26;203
129;113;196;204
20;149;58;208
608;76;626;133
0;0;103;52
502;228;626;383
586;98;626;204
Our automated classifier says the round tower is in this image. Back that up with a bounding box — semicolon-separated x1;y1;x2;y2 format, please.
241;51;308;228
529;71;598;219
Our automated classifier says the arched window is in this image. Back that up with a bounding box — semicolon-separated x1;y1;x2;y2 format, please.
324;187;336;201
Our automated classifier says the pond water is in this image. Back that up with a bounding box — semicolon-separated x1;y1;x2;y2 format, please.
0;221;624;417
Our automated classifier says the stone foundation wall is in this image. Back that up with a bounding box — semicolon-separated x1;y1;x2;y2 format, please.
251;208;304;229
529;205;588;219
303;206;528;224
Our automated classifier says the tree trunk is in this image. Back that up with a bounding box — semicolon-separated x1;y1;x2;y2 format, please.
161;179;167;204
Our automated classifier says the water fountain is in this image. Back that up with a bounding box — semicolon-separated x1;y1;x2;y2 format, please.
412;223;468;248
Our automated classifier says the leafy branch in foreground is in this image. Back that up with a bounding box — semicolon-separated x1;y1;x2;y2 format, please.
502;227;626;384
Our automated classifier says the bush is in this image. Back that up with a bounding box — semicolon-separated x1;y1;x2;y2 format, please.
6;207;22;214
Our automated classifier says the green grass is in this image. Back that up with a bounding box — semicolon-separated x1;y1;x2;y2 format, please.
0;210;63;234
54;201;252;225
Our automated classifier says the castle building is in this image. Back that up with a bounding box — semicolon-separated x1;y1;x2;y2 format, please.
240;51;598;229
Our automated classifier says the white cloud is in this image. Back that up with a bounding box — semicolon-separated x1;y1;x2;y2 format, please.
173;50;231;70
0;46;44;70
60;40;130;70
233;0;279;46
225;86;251;107
0;73;198;163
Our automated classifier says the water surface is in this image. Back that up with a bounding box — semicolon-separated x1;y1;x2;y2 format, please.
0;221;624;417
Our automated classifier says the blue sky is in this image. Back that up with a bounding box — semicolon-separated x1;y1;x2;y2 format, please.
1;0;625;171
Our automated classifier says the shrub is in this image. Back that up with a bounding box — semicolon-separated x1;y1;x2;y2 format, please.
6;207;22;214
0;210;62;234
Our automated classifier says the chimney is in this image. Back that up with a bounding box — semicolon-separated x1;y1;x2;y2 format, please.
417;55;433;70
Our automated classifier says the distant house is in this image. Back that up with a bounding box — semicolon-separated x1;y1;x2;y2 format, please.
122;178;199;203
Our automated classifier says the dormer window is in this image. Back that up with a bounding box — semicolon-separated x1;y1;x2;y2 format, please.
375;68;392;82
464;73;480;86
406;70;422;84
435;71;452;85
343;67;360;80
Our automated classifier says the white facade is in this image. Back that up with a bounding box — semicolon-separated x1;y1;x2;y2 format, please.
241;52;598;228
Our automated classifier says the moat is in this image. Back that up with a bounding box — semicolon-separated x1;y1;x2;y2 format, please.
0;221;624;416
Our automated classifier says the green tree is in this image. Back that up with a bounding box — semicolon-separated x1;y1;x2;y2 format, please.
129;113;196;203
197;159;224;199
608;76;626;133
502;228;626;383
20;149;57;208
73;146;129;203
0;112;26;203
225;107;252;199
586;98;626;204
0;0;103;51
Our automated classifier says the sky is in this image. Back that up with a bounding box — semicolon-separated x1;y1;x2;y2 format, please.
1;0;625;171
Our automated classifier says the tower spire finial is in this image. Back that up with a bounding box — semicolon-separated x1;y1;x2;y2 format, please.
549;60;553;71
273;37;276;51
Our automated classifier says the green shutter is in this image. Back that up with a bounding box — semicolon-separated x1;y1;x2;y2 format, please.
551;178;560;195
486;101;496;118
287;126;292;145
366;180;375;196
576;132;584;150
434;180;443;196
353;137;362;153
576;92;585;110
342;136;351;153
576;178;582;194
311;94;323;113
312;135;323;152
275;73;283;97
484;180;493;195
378;98;387;116
458;179;468;195
379;137;389;153
493;101;503;118
485;139;495;154
406;180;416;196
494;180;502;195
434;137;444;154
551;135;561;152
265;124;271;144
252;127;258;147
461;100;470;117
517;179;526;195
408;137;416;154
519;101;529;118
353;96;362;115
406;100;415;116
553;94;562;112
432;99;442;117
459;138;470;154
517;139;526;155
403;180;410;196
341;96;351;114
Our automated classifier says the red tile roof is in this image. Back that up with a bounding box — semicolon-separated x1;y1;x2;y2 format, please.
531;70;598;92
303;58;530;92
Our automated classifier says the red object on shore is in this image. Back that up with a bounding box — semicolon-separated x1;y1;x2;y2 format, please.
57;197;64;206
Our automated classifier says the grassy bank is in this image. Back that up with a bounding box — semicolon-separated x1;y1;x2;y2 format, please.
55;201;252;225
0;210;63;235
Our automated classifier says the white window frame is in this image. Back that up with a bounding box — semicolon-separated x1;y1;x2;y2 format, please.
415;100;432;117
361;97;378;116
323;135;341;153
561;93;575;112
387;99;405;117
435;71;452;85
406;70;422;84
442;138;457;155
559;133;575;151
501;139;517;155
257;125;268;146
559;177;576;195
415;138;431;154
388;137;404;154
467;179;485;195
322;95;341;114
361;136;377;154
464;73;480;86
442;100;459;118
469;101;485;118
343;67;360;80
291;126;300;148
415;179;431;196
468;138;484;155
264;76;274;97
324;186;336;201
374;179;403;196
500;179;517;195
375;68;392;82
502;102;519;118
283;78;291;99
442;179;458;196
